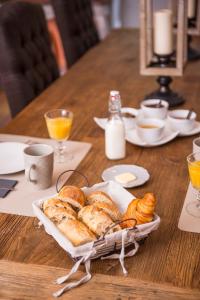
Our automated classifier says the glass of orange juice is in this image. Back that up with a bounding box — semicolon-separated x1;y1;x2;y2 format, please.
187;152;200;218
44;109;73;163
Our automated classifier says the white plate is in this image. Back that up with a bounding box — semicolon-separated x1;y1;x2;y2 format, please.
102;164;150;188
0;142;27;174
178;121;200;137
94;116;136;130
126;126;179;147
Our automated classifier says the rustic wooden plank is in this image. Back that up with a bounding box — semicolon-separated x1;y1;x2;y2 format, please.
0;260;200;300
0;30;200;293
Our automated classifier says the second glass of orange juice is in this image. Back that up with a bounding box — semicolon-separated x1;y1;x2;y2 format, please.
45;109;73;163
187;152;200;218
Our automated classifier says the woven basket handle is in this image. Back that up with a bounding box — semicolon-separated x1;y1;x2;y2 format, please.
56;169;90;193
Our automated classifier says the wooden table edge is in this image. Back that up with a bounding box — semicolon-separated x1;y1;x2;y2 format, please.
0;260;199;300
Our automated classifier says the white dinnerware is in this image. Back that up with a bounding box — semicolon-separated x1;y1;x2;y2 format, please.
121;100;169;120
136;118;165;143
102;164;150;188
140;99;169;119
193;137;200;152
178;121;200;137
24;144;54;190
0;142;27;175
94;116;135;131
94;107;200;147
126;125;179;147
168;110;196;133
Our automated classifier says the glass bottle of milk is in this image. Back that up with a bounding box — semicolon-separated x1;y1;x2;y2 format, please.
105;91;126;160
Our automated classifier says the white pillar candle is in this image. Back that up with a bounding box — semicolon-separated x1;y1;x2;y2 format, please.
188;0;196;18
153;9;173;56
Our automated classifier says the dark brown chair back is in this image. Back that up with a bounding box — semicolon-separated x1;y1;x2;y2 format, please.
51;0;99;67
0;2;59;117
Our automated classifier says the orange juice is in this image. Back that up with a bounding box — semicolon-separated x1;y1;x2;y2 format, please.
188;161;200;190
46;117;72;140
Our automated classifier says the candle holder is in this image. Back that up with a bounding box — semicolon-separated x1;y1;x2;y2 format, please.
171;0;200;61
145;53;185;106
187;5;200;61
140;0;187;107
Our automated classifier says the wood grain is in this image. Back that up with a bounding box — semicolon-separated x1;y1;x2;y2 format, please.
0;260;199;300
0;29;200;297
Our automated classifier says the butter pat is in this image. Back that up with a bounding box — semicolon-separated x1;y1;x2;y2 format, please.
115;172;137;184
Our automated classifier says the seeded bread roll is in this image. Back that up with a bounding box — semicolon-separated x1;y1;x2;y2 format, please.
93;202;121;221
78;205;121;237
44;206;77;223
58;186;85;210
86;191;114;206
43;198;76;216
57;219;96;246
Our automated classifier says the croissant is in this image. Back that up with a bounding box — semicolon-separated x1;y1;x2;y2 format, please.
121;199;138;228
137;193;156;215
122;193;156;228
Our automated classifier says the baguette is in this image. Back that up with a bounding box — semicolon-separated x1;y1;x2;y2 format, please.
86;191;114;206
44;206;76;223
43;197;76;216
57;219;96;246
78;205;121;237
93;201;121;221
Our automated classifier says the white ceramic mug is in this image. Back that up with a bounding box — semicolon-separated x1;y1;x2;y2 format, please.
168;110;196;133
24;144;54;190
193;137;200;152
121;99;169;120
136;118;165;143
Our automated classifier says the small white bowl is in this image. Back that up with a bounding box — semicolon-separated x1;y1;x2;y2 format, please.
141;99;169;120
168;110;196;133
136;118;165;143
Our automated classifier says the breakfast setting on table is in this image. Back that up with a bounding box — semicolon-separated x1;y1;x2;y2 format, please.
1;91;200;296
0;0;200;299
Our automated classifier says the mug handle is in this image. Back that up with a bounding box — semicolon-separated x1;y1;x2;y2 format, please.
121;107;139;117
28;164;37;184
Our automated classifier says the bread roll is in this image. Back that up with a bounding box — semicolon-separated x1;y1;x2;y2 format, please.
57;219;96;246
44;206;76;223
78;205;121;236
86;191;114;206
93;202;121;221
43;197;76;217
58;186;85;210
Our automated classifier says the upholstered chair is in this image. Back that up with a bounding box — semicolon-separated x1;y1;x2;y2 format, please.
51;0;99;67
0;1;59;117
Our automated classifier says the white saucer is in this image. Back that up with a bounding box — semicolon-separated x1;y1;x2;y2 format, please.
94;116;136;130
102;164;150;188
126;126;179;147
178;121;200;137
0;142;27;174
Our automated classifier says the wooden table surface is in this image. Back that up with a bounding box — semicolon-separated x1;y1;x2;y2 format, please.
0;29;200;299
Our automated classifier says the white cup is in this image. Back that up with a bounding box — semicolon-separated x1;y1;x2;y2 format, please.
121;99;169;121
136;118;165;143
193;137;200;152
168;110;196;133
24;144;54;190
141;99;169;119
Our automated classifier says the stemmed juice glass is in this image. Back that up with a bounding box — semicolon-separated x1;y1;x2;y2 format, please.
44;109;73;163
187;152;200;218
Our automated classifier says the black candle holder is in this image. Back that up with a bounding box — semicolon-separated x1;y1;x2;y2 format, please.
188;18;200;61
144;53;185;107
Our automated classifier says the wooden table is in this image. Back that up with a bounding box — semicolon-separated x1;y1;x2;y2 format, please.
0;30;200;299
